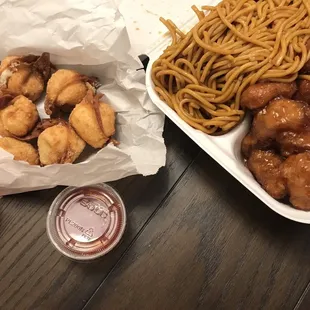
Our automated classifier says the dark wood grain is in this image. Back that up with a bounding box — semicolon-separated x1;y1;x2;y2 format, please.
85;151;310;310
0;119;200;310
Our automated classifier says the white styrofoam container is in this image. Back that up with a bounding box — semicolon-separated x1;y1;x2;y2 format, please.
145;15;310;224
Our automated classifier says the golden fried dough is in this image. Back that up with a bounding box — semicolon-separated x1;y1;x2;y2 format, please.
248;150;286;200
0;53;52;101
38;122;86;165
17;119;61;141
45;69;95;115
0;56;19;86
0;89;17;109
0;56;19;70
241;82;297;111
69;90;115;148
282;152;310;210
7;66;44;102
0;137;39;165
0;111;10;137
1;95;39;137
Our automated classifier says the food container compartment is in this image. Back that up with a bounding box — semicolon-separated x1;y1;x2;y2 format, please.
145;14;310;224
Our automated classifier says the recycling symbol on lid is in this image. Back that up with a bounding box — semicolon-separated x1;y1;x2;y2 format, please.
85;228;94;238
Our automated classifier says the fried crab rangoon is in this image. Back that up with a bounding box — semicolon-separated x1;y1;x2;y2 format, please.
16;119;62;141
45;69;96;116
0;95;39;137
0;137;39;165
38;122;86;165
69;90;116;148
0;111;10;137
0;53;52;101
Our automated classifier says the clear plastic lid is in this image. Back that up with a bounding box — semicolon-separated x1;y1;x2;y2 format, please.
46;183;126;261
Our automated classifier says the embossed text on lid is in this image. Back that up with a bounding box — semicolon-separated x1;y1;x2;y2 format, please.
47;183;126;260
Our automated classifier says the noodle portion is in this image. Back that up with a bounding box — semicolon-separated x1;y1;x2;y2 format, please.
152;0;310;135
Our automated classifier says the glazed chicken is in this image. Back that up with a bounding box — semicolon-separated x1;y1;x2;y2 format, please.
242;86;310;210
277;131;310;157
239;37;310;210
282;152;310;210
241;133;272;159
247;150;287;199
241;134;258;159
252;98;310;142
294;79;310;104
240;82;297;111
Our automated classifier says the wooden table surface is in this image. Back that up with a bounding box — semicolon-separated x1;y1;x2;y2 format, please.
1;119;310;310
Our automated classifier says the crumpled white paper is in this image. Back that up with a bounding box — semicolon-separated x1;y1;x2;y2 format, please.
0;0;166;196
